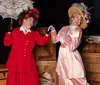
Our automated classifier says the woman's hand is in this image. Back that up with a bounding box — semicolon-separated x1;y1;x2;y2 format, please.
61;42;67;48
8;23;13;32
46;25;55;34
65;35;72;43
61;35;71;48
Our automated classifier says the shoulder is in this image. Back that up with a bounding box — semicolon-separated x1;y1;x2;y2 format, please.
12;27;20;32
61;25;69;29
76;27;82;32
31;30;40;35
60;25;69;31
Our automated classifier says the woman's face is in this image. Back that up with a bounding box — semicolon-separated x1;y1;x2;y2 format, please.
23;17;34;29
71;14;82;26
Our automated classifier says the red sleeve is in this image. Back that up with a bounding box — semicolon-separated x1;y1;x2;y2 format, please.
35;31;50;46
4;28;17;46
4;32;13;46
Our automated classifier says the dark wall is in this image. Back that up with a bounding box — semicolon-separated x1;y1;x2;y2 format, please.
0;18;19;64
34;0;72;32
91;0;100;35
34;0;100;35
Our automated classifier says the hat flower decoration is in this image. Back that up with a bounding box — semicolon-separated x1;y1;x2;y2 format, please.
28;8;40;19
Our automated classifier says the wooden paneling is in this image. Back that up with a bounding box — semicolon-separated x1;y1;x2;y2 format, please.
87;72;100;82
81;53;100;63
0;64;8;85
81;53;100;85
35;39;56;61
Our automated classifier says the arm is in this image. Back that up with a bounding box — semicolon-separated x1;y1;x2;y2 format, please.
51;26;69;44
35;31;50;46
46;25;60;44
65;28;82;51
50;30;60;44
4;32;13;46
4;24;14;46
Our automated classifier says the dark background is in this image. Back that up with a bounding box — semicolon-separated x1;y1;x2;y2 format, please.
0;0;100;64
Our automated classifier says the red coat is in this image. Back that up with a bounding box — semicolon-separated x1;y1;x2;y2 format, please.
4;27;50;72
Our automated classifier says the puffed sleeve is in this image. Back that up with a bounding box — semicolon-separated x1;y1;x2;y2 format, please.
4;32;13;46
66;29;82;51
35;31;50;46
51;26;69;44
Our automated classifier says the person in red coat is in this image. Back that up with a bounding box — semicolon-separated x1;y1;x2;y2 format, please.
4;8;52;85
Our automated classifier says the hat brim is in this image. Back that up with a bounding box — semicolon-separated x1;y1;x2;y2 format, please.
68;6;87;29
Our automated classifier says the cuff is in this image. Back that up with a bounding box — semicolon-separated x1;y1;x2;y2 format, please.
45;34;50;37
6;32;11;34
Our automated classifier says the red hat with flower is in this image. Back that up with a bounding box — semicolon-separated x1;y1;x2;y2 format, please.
18;7;40;26
28;8;40;19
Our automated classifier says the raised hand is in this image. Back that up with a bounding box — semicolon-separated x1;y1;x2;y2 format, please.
8;23;13;32
46;25;55;34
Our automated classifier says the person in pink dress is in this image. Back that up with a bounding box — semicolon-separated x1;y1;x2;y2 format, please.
4;8;51;85
49;3;91;85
